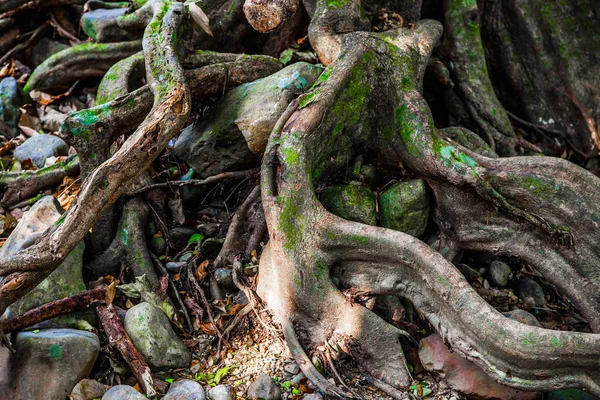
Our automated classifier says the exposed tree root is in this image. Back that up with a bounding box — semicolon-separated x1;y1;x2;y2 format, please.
87;197;157;283
0;155;80;207
255;8;600;395
2;0;600;398
214;184;265;268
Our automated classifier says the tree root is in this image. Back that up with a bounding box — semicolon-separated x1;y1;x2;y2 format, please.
24;40;143;93
214;184;265;268
440;0;536;156
87;197;158;284
254;10;600;395
0;155;80;207
0;0;191;315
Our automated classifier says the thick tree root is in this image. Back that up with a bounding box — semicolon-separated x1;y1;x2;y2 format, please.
0;0;191;315
440;0;535;156
88;197;158;284
0;155;80;207
255;13;600;395
24;40;142;93
214;184;266;268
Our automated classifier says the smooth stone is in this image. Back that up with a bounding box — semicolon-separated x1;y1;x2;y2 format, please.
214;268;236;290
31;37;69;67
102;385;147;400
1;196;89;329
124;302;191;370
488;260;511;288
302;395;324;400
247;373;281;400
320;183;377;225
283;362;300;375
378;179;430;237
515;279;546;307
0;77;21;138
174;62;322;177
504;309;541;327
70;379;109;400
164;379;206;400
0;329;100;400
208;384;234;400
81;8;131;42
456;263;481;284
14;133;69;168
419;334;537;400
149;236;167;256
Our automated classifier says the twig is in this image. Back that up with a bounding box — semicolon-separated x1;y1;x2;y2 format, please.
0;286;107;334
187;264;229;348
126;168;260;197
0;23;50;66
50;12;81;44
149;252;193;332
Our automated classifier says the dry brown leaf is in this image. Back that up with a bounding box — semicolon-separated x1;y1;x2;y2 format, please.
195;259;209;281
18;125;39;137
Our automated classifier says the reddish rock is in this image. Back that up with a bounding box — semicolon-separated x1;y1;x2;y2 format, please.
418;334;539;400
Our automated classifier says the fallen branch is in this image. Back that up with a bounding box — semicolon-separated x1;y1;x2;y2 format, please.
96;303;156;397
0;285;107;334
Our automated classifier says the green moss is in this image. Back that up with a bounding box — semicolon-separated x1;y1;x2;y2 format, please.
280;146;300;165
278;195;304;252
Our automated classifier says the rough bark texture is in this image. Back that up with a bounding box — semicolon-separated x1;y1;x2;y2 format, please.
1;0;600;398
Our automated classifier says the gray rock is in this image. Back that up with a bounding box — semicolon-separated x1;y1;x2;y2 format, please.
0;196;61;257
456;263;481;284
504;309;541;327
488;260;511;288
378;180;430;237
70;378;109;400
320;183;377;225
234;290;249;305
283;362;300;375
0;329;100;400
102;385;147;400
208;384;234;400
0;77;21;139
174;62;322;177
31;38;69;68
149;236;167;256
81;8;130;42
40;107;67;132
164;379;206;400
515;279;546;306
1;196;89;329
214;268;236;290
247;374;281;400
302;395;324;400
14;133;69;168
124;302;191;370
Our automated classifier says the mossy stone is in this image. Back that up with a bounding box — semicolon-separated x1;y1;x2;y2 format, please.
378;179;430;237
320;183;377;225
